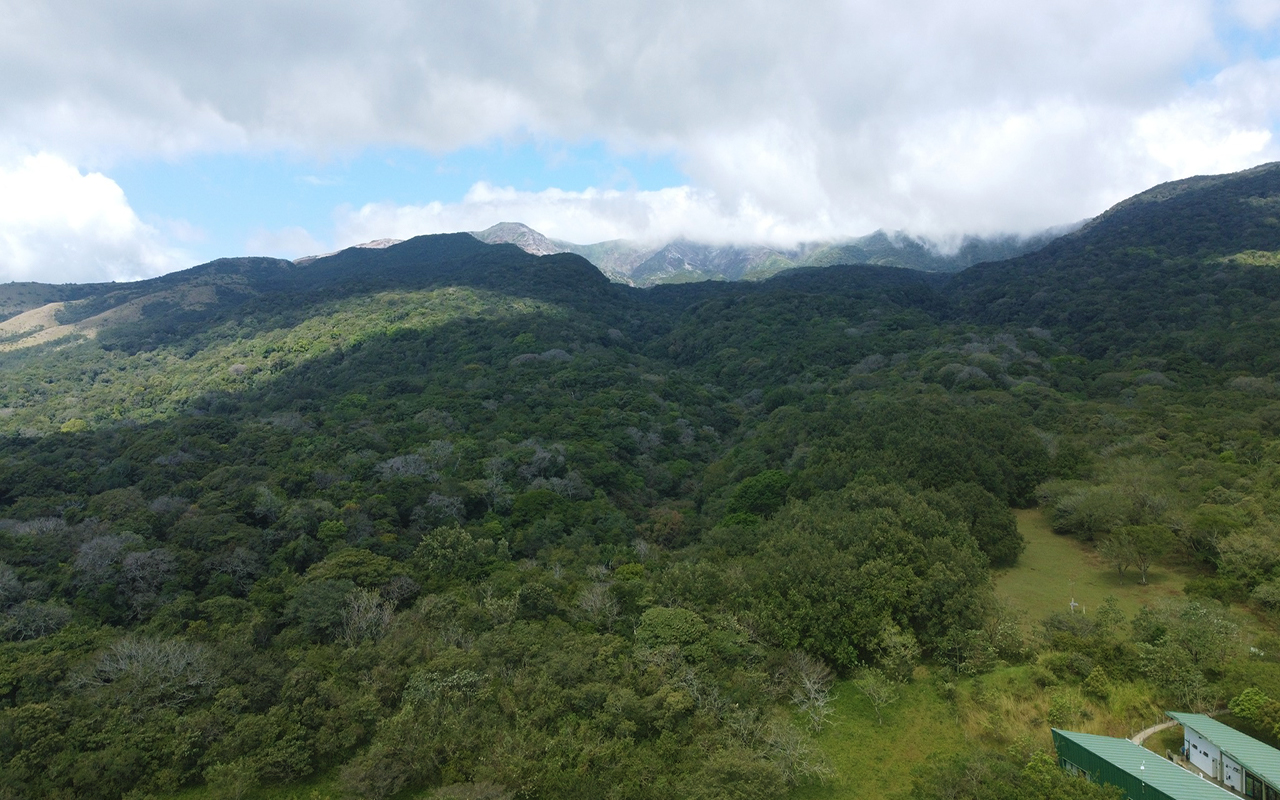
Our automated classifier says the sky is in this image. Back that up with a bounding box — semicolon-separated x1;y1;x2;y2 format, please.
0;0;1279;284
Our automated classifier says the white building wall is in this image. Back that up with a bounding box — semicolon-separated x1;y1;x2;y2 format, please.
1223;754;1244;792
1186;727;1221;778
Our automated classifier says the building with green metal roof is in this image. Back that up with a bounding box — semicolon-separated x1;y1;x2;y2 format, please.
1052;729;1239;800
1167;711;1280;800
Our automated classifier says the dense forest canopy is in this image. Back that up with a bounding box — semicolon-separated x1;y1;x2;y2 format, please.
0;163;1279;799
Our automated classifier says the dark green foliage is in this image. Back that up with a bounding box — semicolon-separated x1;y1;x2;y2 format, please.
1;164;1279;797
736;480;991;673
514;583;558;620
951;163;1280;372
727;470;791;516
941;483;1024;567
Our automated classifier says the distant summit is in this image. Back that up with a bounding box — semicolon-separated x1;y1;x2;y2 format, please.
468;222;1075;286
294;238;403;265
471;222;565;257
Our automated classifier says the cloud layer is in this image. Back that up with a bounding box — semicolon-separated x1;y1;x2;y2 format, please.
336;182;837;248
1;0;1279;275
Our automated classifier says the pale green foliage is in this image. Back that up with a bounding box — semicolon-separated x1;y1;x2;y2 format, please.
1098;525;1175;584
636;606;711;662
1229;687;1271;719
1046;688;1086;726
1217;528;1280;586
1252;580;1280;610
1047;484;1131;540
875;621;922;682
203;758;259;800
854;667;899;725
433;783;513;800
339;588;394;646
1082;665;1111;700
1093;595;1125;634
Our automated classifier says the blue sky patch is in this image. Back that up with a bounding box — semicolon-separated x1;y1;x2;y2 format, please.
110;139;687;263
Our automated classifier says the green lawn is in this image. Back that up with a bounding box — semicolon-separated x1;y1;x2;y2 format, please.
995;509;1188;625
792;675;965;800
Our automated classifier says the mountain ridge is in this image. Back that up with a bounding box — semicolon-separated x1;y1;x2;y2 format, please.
468;221;1078;286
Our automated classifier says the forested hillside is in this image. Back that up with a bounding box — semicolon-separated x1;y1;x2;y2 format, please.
1;164;1279;800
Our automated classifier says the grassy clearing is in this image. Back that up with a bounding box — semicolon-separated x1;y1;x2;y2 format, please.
793;675;966;800
793;667;1168;800
794;509;1193;799
995;509;1188;625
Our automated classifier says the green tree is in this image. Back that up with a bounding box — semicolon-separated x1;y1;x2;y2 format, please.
853;667;899;725
1127;525;1175;585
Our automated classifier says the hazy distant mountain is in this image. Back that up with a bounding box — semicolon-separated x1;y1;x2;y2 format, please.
471;223;656;282
470;222;565;257
794;228;1079;273
469;222;1074;286
628;240;797;284
559;239;657;280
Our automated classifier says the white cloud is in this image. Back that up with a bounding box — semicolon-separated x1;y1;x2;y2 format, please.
335;64;1280;247
1124;57;1280;188
1231;0;1280;29
246;225;325;260
1;0;1279;258
0;153;184;283
335;182;843;247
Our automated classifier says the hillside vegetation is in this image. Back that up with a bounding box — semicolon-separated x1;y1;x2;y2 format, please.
1;164;1279;800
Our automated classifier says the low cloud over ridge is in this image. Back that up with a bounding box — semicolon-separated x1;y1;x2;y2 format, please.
1;0;1278;278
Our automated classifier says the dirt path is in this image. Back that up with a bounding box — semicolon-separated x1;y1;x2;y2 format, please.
1131;718;1179;744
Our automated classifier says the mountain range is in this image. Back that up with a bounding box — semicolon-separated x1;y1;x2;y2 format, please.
469;221;1078;285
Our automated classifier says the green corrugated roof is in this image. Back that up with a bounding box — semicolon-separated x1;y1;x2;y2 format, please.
1053;729;1239;800
1167;711;1280;790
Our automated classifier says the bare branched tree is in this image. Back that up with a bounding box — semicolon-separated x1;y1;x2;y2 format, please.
422;439;456;474
78;637;218;709
380;575;422;607
73;534;140;585
759;719;833;785
4;601;74;640
378;453;439;482
425;493;466;525
340;588;394;646
0;562;21;608
780;651;836;732
482;457;513;512
121;549;177;619
516;439;566;483
204;547;264;594
14;517;67;537
576;582;619;630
